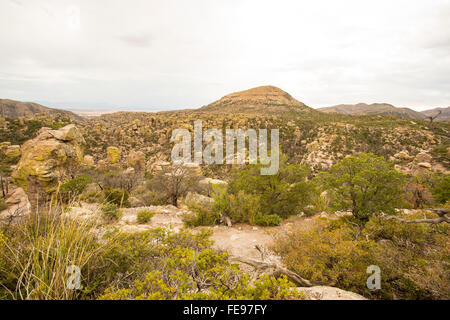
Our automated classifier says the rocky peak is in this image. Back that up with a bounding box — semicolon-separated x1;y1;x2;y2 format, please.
199;85;314;115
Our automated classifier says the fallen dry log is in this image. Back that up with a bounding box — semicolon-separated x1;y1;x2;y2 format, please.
230;255;330;287
384;208;449;224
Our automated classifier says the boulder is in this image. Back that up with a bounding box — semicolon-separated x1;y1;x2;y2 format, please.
152;160;171;171
394;150;413;161
82;155;95;167
127;150;145;172
199;177;228;187
97;159;107;170
198;177;227;195
0;187;30;220
11;124;85;209
414;152;432;163
295;286;367;300
4;145;21;159
124;167;135;174
417;162;432;169
184;192;214;208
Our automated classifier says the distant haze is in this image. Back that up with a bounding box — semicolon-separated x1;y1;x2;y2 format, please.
1;0;449;111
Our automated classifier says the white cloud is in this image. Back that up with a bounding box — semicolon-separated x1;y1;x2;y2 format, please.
0;0;449;110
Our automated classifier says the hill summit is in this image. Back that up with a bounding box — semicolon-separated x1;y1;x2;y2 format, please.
199;85;316;116
0;99;82;121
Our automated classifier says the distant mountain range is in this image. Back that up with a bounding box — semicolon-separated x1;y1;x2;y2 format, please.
318;103;449;122
0;99;82;121
1;90;448;122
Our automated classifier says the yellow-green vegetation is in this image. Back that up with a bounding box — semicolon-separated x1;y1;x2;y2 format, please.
272;214;450;300
1;209;301;300
319;153;407;222
212;156;313;225
106;146;120;164
254;214;282;226
136;210;155;224
183;203;221;227
0;198;7;211
60;174;93;202
98;228;299;300
101;203;122;222
103;188;130;207
0;212;104;300
432;175;450;205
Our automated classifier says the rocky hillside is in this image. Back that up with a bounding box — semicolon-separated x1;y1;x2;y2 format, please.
0;99;83;121
2;86;449;178
421;107;450;122
79;92;449;177
318;103;427;120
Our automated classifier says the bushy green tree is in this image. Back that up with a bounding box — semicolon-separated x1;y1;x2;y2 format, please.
228;155;311;219
321;153;406;222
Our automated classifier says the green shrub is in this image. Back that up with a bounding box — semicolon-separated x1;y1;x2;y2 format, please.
183;203;220;227
228;155;312;219
228;191;261;224
0;211;104;300
81;189;104;203
141;190;168;206
137;210;155;224
101;203;122;222
272;214;450;300
0;209;301;301
302;205;316;217
104;188;130;207
98;228;299;300
60;174;93;201
254;214;282;226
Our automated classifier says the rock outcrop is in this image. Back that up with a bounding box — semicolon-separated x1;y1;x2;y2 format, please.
0;142;21;161
295;286;367;300
184;192;214;208
12;124;85;209
106;146;120;164
82;155;95;167
127;150;145;172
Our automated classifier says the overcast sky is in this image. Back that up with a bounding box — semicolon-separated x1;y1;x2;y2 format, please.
1;0;449;111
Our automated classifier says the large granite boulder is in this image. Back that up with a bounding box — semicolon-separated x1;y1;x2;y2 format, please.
12;124;85;209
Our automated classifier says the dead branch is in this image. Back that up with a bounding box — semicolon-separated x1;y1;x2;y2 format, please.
427;110;442;128
384;208;449;224
230;255;320;287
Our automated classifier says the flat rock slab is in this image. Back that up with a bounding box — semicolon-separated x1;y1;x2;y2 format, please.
295;286;367;300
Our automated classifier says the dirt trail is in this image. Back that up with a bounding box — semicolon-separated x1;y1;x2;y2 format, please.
207;215;318;260
70;203;325;261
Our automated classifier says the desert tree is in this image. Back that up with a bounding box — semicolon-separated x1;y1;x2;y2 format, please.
147;164;201;207
321;153;406;223
427;110;442;129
